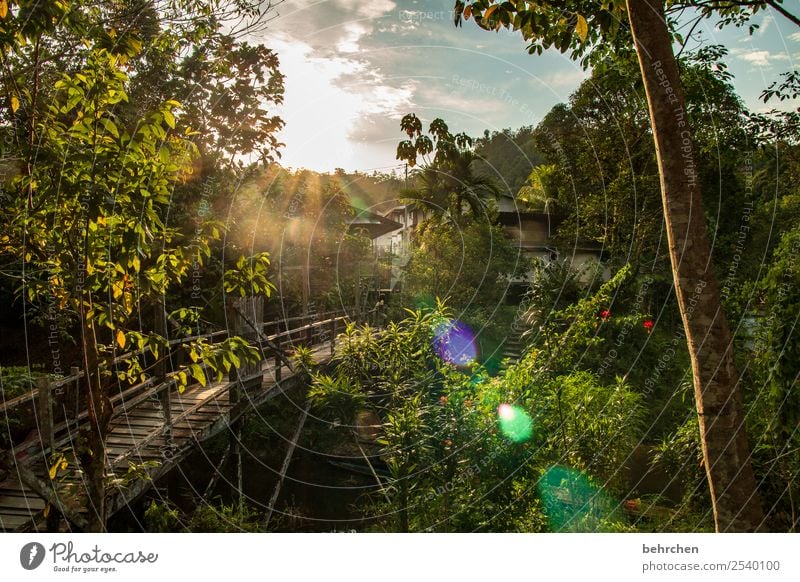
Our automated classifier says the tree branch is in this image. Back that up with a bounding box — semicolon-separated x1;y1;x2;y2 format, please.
767;0;800;27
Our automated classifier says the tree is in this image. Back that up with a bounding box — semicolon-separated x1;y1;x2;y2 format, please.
454;0;799;531
403;217;522;309
517;164;560;213
526;49;750;268
472;126;544;195
397;115;501;219
0;0;282;531
1;49;270;531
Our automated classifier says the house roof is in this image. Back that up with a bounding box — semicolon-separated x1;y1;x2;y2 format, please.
347;208;403;239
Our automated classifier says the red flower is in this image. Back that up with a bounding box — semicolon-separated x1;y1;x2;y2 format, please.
439;395;447;406
600;309;611;321
623;499;640;511
643;319;654;334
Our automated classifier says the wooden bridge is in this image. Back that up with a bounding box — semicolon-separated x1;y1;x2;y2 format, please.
0;309;360;532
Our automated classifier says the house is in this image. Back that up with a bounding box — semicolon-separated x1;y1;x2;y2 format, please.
374;204;428;259
346;208;404;248
495;194;607;286
345;208;404;299
373;204;437;292
350;196;607;297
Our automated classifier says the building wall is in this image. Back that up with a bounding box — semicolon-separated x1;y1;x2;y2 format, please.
502;216;551;248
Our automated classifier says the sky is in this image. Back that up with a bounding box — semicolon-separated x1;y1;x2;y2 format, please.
255;0;800;173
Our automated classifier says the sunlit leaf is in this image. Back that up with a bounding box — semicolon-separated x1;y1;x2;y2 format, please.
190;364;207;387
163;109;176;129
575;14;588;42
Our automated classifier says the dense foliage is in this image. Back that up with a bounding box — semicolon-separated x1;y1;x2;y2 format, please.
309;301;649;532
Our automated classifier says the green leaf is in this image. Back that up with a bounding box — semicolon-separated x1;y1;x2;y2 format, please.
99;116;119;138
230;352;241;369
190;364;207;387
163;109;176;129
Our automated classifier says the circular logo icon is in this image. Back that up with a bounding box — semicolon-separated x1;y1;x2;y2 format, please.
20;542;46;570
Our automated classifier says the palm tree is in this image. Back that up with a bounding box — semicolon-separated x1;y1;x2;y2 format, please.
405;150;500;220
517;164;559;213
444;149;501;217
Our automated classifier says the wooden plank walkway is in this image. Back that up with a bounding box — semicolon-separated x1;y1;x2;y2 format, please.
0;336;336;532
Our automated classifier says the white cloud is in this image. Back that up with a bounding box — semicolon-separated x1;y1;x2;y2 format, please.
336;22;368;53
335;0;396;20
757;14;773;37
790;32;800;43
271;36;413;172
731;48;789;67
255;0;411;171
534;69;590;90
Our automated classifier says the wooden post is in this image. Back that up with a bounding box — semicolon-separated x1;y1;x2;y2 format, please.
354;275;361;323
161;382;172;445
36;376;54;456
301;263;310;317
154;298;172;441
35;373;63;531
330;318;336;355
226;295;264;389
229;365;240;408
233;417;243;514
274;334;282;383
70;366;80;426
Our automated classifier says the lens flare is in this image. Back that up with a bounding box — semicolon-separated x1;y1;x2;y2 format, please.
497;403;533;442
433;320;477;365
537;465;623;532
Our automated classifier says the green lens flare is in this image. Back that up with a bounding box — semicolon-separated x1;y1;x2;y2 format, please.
537;465;623;532
497;403;533;442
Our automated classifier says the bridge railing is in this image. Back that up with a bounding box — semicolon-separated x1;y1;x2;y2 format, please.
0;308;367;468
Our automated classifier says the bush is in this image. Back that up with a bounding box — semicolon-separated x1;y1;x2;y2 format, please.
309;301;645;532
187;501;262;533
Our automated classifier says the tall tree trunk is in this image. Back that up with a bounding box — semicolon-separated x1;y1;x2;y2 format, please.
626;0;765;531
80;301;112;532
